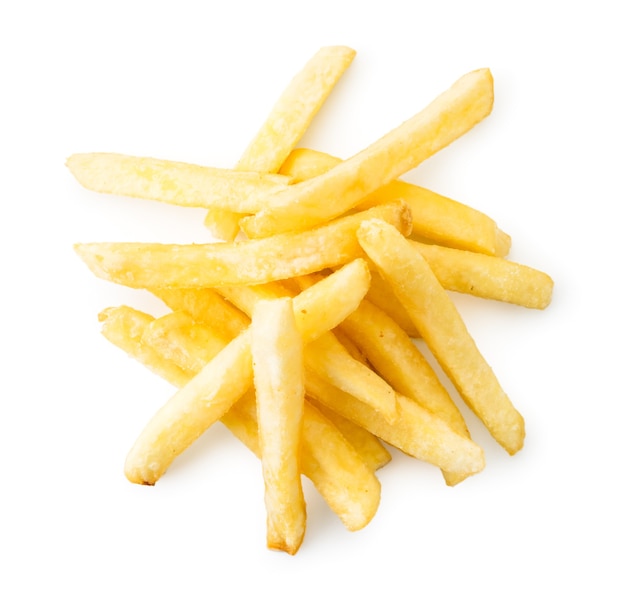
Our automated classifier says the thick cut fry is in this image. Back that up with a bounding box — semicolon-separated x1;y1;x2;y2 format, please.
124;259;372;485
305;370;485;477
251;298;306;554
357;219;525;455
101;306;380;532
410;240;554;309
66;153;290;211
204;45;356;240
240;68;494;238
74;201;411;289
280;148;510;256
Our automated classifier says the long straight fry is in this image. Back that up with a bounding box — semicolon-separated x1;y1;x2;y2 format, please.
205;45;356;240
74;201;411;289
241;68;494;238
357;219;525;455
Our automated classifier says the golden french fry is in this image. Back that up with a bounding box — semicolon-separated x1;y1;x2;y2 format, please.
226;393;381;532
98;306;191;386
410;240;554;309
66;152;289;212
141;311;227;374
101;306;380;533
204;45;356;240
151;287;249;340
357;219;525;455
74;200;411;289
305;370;485;477
280;147;510;256
304;332;398;423
251;298;306;554
307;399;391;472
124;259;372;485
240;68;494;238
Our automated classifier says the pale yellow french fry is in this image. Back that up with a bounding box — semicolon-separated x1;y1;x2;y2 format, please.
66;152;289;212
141;311;227;374
74;201;411;290
251;298;306;554
226;393;381;532
305;370;485;477
204;45;356;240
307;399;392;472
280;147;510;256
100;306;380;532
151;287;249;340
410;240;554;309
357;219;525;455
240;68;494;238
304;332;397;423
98;306;190;386
124;259;372;485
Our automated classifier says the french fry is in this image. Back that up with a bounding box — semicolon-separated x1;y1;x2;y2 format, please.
305;370;485;477
151;287;250;340
357;219;525;455
226;393;381;532
251;298;306;554
74;201;411;290
101;305;381;533
66;152;289;212
240;68;494;238
124;259;372;485
307;399;392;472
280;147;511;256
204;45;356;240
410;240;554;309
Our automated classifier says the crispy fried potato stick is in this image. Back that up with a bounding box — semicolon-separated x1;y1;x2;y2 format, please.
240;68;494;238
305;370;485;477
124;259;371;485
205;45;356;241
66;153;289;211
280;148;510;256
357;219;525;455
101;305;380;532
306;399;391;472
251;298;306;554
74;201;411;289
410;240;554;309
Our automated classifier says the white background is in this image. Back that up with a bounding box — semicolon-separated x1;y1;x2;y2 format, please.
1;1;624;589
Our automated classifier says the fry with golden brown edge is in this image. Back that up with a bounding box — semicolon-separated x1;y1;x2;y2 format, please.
306;399;391;472
305;370;485;477
205;45;356;241
357;219;525;455
251;298;307;554
100;305;380;533
124;259;372;485
240;68;494;238
409;240;554;309
74;201;411;290
280;147;511;256
66;153;290;212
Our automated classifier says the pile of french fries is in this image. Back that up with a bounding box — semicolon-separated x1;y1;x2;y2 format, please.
71;46;554;555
